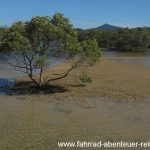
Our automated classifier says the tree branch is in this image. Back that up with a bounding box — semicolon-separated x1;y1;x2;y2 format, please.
45;59;82;86
0;58;29;70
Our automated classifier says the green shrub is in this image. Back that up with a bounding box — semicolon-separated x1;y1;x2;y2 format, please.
80;71;92;84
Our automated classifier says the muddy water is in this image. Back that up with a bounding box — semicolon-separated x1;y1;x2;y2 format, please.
0;95;150;149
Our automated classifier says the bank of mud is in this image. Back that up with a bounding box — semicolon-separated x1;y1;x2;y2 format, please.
42;57;150;100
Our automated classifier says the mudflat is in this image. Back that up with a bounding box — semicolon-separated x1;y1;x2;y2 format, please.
44;57;150;100
0;57;150;149
0;95;150;149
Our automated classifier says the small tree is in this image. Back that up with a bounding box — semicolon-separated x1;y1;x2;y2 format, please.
0;13;100;88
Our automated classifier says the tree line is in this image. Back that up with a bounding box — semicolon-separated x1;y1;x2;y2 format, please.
77;27;150;51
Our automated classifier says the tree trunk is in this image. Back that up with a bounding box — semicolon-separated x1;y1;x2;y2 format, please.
39;67;43;86
28;74;40;88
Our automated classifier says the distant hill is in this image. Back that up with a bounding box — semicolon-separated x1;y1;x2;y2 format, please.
94;23;123;31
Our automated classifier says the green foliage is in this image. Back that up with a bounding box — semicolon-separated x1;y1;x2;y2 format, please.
116;28;150;51
0;27;10;52
0;13;100;88
80;39;101;64
78;28;150;51
78;29;117;48
33;55;48;68
80;71;92;84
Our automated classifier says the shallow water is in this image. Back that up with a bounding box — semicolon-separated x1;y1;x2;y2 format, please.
103;50;150;66
0;57;63;92
0;57;63;78
0;95;149;149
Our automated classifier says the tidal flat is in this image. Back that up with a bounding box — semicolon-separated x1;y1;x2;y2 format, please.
0;95;150;149
0;57;150;149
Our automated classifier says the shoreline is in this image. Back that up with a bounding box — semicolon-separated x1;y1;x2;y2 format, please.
0;58;150;149
0;57;150;100
13;57;150;100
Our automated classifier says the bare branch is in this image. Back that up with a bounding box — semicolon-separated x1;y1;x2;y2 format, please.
0;58;29;70
45;59;82;86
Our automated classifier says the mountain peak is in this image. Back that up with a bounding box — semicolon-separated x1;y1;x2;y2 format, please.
95;24;122;31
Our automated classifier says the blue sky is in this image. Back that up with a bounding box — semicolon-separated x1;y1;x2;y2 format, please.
0;0;150;29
